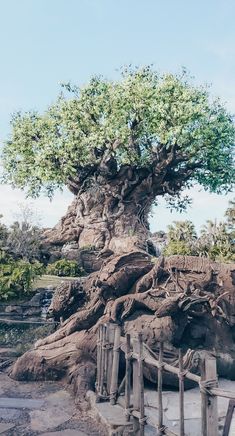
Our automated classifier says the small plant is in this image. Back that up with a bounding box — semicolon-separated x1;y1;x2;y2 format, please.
0;253;44;301
46;259;85;277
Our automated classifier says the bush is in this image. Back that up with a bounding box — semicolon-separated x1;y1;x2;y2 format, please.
7;221;42;262
163;220;197;257
162;215;235;262
0;251;44;301
46;259;85;277
0;215;8;249
163;240;196;256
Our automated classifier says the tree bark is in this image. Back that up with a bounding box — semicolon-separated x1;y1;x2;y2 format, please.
42;165;169;260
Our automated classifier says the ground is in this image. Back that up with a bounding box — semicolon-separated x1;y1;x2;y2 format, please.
0;370;106;436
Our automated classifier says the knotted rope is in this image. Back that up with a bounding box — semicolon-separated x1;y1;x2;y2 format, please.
124;408;131;418
102;342;113;350
178;369;188;381
158;425;167;433
158;362;165;370
139;416;147;425
125;351;133;359
199;378;218;395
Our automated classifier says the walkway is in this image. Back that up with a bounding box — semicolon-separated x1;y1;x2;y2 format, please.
0;372;105;435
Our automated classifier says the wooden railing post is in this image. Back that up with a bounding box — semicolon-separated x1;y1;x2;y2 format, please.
106;323;116;397
96;325;102;399
158;341;164;435
103;324;108;397
201;357;207;436
200;356;218;436
110;324;121;405
96;324;105;401
178;348;185;436
138;333;145;436
133;337;140;434
125;333;131;422
96;323;115;401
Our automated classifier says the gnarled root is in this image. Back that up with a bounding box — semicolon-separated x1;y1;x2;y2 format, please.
10;329;97;398
10;254;235;396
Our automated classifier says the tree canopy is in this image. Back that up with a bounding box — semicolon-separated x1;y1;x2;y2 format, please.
2;67;235;198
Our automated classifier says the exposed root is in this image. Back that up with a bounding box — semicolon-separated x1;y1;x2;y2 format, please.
10;255;235;396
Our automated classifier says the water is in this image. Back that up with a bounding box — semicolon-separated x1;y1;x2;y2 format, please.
40;286;54;319
0;287;57;356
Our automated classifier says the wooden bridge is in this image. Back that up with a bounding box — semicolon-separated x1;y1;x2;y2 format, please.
95;322;235;436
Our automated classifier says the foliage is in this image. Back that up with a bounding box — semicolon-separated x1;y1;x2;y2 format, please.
225;198;235;234
5;203;42;262
196;225;234;262
46;259;85;277
0;215;8;249
162;200;235;262
2;67;234;202
7;220;42;262
163;220;197;256
0;251;44;301
0;323;55;354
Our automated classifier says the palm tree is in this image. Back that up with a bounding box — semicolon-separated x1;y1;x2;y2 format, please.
164;221;197;256
198;219;234;261
167;220;197;243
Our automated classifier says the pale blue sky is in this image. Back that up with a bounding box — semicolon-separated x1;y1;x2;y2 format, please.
0;0;234;232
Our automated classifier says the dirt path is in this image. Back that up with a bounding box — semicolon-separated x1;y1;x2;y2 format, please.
0;371;106;435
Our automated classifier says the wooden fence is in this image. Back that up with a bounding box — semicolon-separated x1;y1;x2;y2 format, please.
95;322;235;436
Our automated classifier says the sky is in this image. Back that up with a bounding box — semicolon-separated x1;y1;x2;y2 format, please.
0;0;234;233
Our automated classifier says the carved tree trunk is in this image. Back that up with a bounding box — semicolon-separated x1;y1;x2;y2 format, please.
10;254;235;396
42;164;172;260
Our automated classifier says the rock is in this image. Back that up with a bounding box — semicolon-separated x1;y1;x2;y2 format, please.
30;409;72;432
61;242;81;261
0;423;15;434
41;430;88;436
23;307;42;316
80;249;104;273
27;292;42;306
0;397;45;409
87;390;132;433
5;305;23;314
29;391;74;432
0;408;21;420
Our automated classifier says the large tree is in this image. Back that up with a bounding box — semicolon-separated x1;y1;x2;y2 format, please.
2;67;234;256
2;68;235;396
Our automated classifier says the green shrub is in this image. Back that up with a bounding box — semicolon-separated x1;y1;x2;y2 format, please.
163;221;197;257
162;215;235;262
163;240;196;256
0;252;44;301
46;259;85;277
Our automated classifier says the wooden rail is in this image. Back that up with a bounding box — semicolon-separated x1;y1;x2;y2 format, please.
96;323;235;435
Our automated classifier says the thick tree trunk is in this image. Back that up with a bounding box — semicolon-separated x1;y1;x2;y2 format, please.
42;167;159;260
44;190;149;254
